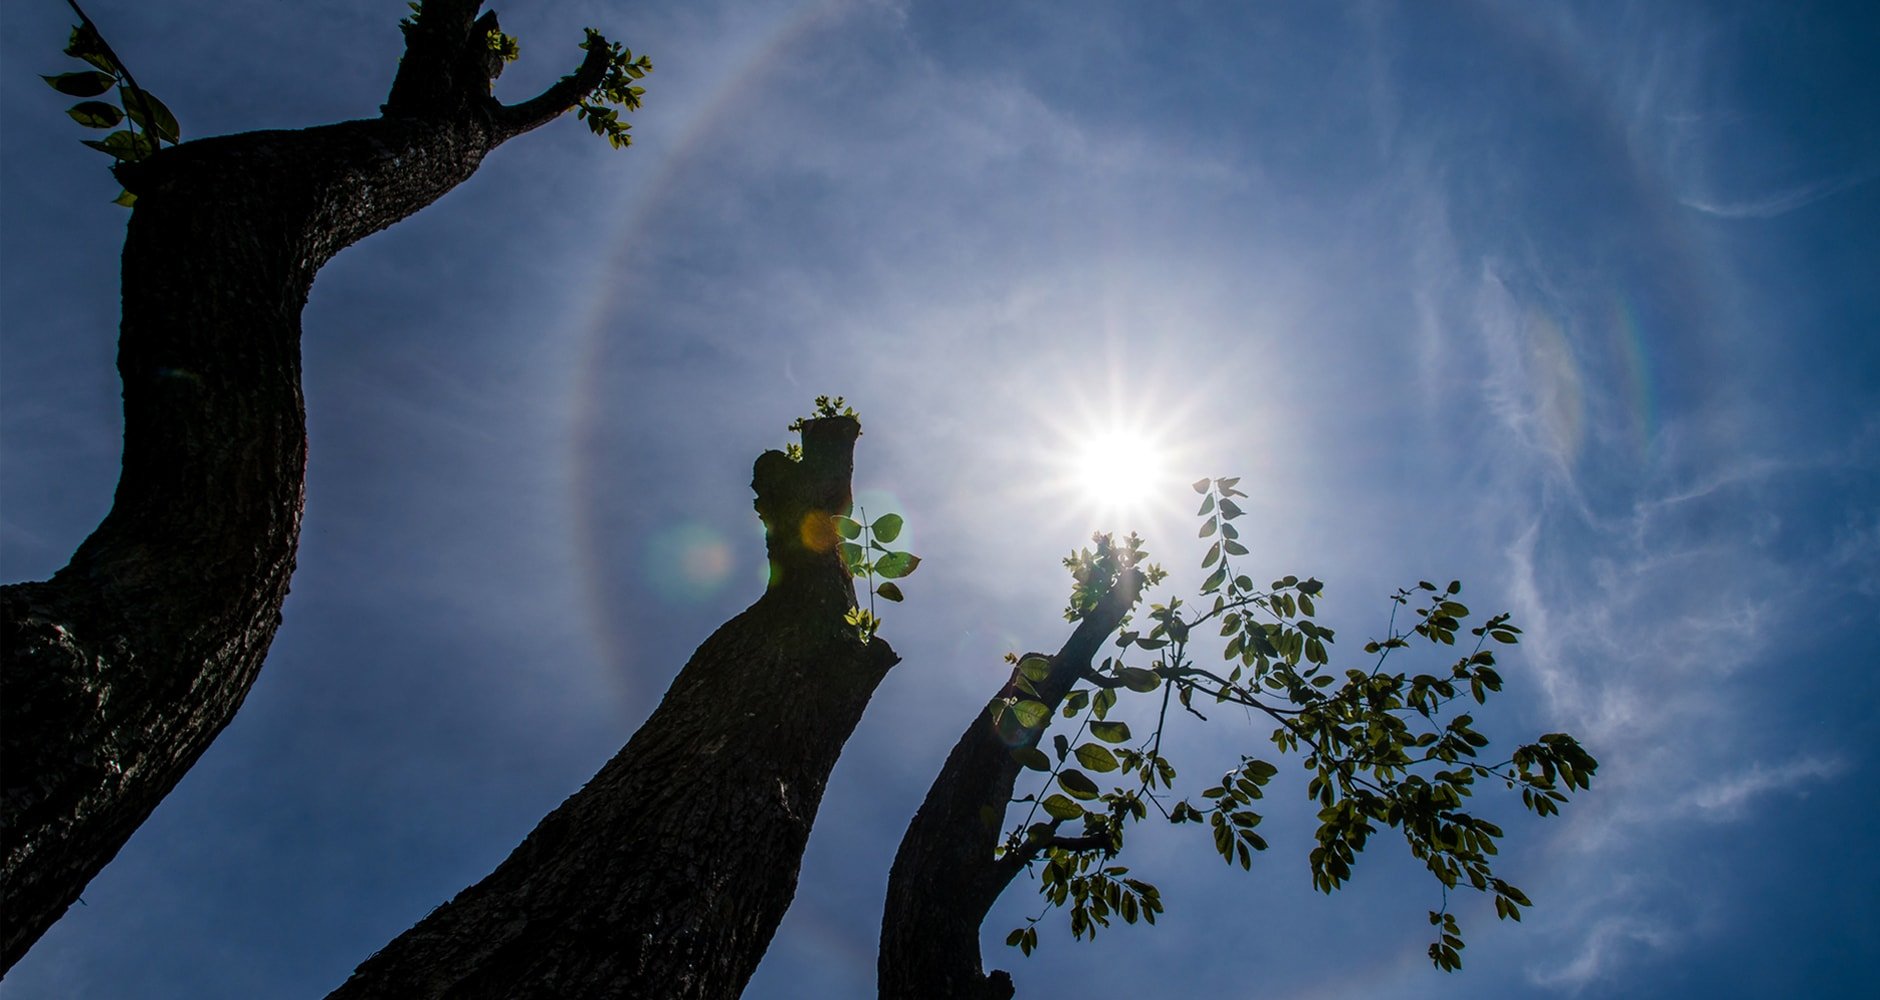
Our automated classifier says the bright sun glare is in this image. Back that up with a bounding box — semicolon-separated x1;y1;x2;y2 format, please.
1069;427;1167;516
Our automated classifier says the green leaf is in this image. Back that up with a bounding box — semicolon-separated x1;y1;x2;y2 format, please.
1120;667;1160;693
1075;743;1120;772
111;189;136;208
120;88;180;143
66;101;122;128
1019;656;1052;682
43;71;115;98
80;129;156;162
1089;720;1132;744
65;23;118;73
1042;794;1084;820
1011;700;1051;729
1053;733;1071;761
839;541;866;569
1093;687;1116;720
875;550;921;579
1011;746;1052;771
875;581;904;602
871;512;904;543
1192;477;1211;493
833;515;862;539
1058;769;1101;800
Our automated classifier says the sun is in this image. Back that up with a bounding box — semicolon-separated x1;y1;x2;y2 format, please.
1064;424;1169;520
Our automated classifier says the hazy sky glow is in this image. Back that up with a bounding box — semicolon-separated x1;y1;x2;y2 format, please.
3;1;1876;997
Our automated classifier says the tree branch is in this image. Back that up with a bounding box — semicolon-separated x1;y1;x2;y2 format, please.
492;40;612;140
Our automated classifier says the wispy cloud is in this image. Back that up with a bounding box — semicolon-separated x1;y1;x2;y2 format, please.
1528;912;1678;993
1679;170;1878;219
1674;756;1848;819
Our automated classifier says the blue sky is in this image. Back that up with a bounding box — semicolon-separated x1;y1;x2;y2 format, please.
3;1;1876;997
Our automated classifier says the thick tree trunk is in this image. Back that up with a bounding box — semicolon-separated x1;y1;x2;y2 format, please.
879;571;1141;999
327;417;897;1000
0;2;612;970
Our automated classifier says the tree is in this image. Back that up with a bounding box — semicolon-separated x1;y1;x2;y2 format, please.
880;481;1597;998
326;410;908;999
1;0;650;970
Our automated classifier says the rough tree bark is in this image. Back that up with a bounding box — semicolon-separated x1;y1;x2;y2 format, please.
879;568;1144;1000
1;1;617;971
326;416;898;1000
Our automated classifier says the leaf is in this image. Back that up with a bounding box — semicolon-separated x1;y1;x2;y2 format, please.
111;189;136;208
80;129;156;162
120;88;180;143
839;541;866;570
1042;794;1084;821
65;101;122;128
875;581;904;602
1053;733;1071;761
43;71;116;98
1058;769;1101;800
871;512;904;543
1120;667;1160;693
1197;494;1215;516
1011;746;1052;772
1019;656;1052;682
65;23;117;73
1192;477;1211;493
1089;720;1132;744
1075;743;1120;772
1011;700;1051;729
833;514;862;539
874;550;921;579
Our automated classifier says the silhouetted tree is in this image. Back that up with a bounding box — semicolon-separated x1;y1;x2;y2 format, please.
328;413;903;999
1;0;649;969
880;487;1597;998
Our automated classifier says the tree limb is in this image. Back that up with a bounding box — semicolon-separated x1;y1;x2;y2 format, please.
492;41;612;140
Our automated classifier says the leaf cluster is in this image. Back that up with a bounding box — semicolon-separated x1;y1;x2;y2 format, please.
835;508;918;644
1061;532;1164;622
786;395;859;434
44;5;182;207
994;478;1598;972
574;29;652;149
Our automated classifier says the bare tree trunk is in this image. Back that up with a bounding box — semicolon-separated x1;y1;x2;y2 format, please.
878;571;1141;999
1;1;615;970
327;416;898;1000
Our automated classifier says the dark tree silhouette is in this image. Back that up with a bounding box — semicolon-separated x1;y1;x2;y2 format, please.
1;0;643;970
880;567;1144;999
327;416;900;1000
880;491;1597;998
